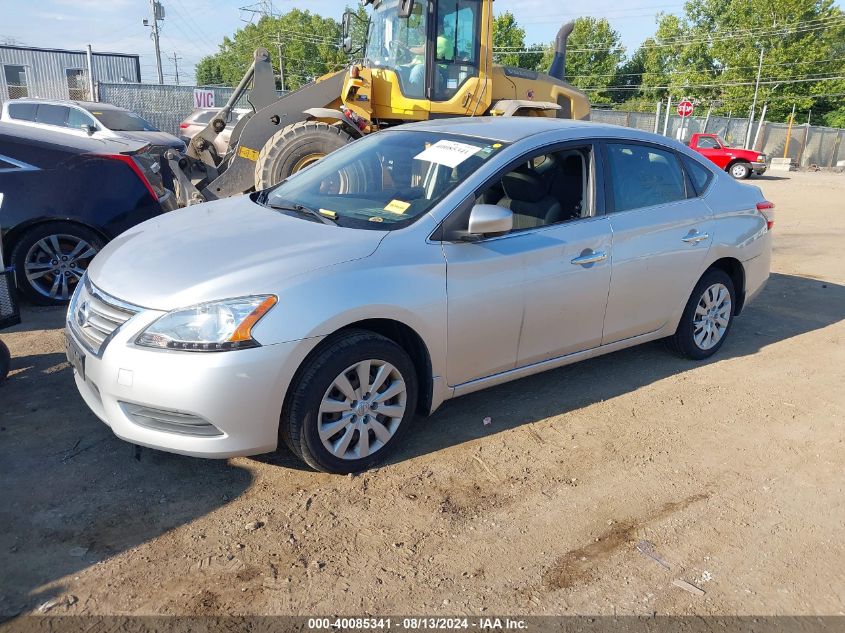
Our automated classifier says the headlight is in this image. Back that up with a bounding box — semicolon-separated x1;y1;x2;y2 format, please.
136;295;277;351
757;155;766;162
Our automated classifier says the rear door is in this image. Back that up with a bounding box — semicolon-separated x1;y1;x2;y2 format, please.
601;141;714;344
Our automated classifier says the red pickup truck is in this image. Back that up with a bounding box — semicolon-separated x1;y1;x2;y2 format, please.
687;133;767;180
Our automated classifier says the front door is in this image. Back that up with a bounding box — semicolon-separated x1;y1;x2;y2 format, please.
442;142;612;385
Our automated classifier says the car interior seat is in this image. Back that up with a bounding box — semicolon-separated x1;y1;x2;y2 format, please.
497;168;563;229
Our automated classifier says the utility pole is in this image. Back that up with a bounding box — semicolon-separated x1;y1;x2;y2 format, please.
85;44;96;101
169;51;182;85
745;46;764;148
144;0;165;84
275;34;285;91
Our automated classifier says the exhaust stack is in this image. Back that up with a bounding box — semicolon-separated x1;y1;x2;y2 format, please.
548;21;574;82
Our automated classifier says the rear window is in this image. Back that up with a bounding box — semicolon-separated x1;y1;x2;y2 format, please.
89;109;158;132
7;102;37;121
36;104;68;126
683;156;714;195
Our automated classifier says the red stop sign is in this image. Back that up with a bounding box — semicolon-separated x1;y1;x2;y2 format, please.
677;100;694;117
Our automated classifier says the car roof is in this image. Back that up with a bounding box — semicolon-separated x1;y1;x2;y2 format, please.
4;98;124;111
0;121;147;153
396;116;675;146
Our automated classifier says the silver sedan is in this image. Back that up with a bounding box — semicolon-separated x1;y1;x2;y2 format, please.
66;117;773;473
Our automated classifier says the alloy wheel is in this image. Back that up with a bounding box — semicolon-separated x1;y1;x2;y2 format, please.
317;359;407;461
693;282;732;350
24;234;98;301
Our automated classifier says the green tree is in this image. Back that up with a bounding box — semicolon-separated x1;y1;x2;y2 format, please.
627;0;845;122
492;12;544;71
539;17;625;104
195;9;348;90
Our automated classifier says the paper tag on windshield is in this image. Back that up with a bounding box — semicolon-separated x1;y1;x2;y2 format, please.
414;140;479;169
384;199;411;214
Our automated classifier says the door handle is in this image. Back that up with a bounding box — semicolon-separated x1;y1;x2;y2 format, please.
682;231;710;244
570;250;608;266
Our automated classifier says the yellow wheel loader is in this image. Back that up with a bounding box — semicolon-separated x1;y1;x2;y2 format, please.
166;0;590;206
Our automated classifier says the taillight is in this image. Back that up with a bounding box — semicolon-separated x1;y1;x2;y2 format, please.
95;153;158;200
756;201;775;231
179;123;189;129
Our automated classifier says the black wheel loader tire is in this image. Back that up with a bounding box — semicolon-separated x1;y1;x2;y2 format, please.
255;121;353;189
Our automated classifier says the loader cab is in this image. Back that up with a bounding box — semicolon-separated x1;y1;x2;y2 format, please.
347;0;489;116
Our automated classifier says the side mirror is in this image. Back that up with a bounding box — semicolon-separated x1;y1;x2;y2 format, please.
341;11;352;52
467;204;513;237
81;124;96;135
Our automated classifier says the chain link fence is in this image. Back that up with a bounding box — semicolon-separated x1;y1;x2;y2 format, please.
98;82;845;169
591;108;845;168
98;82;265;138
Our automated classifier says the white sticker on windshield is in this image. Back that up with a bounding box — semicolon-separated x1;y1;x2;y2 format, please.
414;140;480;169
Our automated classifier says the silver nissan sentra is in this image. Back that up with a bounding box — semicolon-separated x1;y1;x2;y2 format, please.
66;117;773;473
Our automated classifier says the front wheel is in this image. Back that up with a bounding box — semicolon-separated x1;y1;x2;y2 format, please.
729;162;751;179
281;330;418;474
11;222;104;305
667;269;736;360
255;121;352;190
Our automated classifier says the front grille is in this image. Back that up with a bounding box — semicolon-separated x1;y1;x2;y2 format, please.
120;402;223;437
0;267;21;330
68;277;141;356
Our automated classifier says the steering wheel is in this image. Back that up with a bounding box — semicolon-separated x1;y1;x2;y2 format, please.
388;40;413;62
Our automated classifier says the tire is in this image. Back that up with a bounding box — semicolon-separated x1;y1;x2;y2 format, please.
667;269;736;360
0;340;10;385
255;121;353;190
728;162;751;179
280;329;418;474
11;222;105;305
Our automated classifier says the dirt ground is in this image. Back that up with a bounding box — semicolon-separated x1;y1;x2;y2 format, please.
1;171;844;618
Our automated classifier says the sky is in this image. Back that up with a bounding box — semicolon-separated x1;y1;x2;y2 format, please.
1;0;843;85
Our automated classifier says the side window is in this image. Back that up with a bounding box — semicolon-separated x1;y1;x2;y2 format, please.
35;104;69;127
682;156;714;196
3;64;28;99
67;107;95;130
696;136;719;149
606;143;687;212
475;146;592;231
432;0;480;101
66;69;87;100
7;102;37;121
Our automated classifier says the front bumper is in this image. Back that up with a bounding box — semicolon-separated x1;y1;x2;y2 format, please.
751;161;767;175
66;313;322;458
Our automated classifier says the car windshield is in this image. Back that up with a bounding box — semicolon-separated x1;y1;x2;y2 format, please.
717;136;730;147
365;0;427;74
89;109;159;132
261;130;507;229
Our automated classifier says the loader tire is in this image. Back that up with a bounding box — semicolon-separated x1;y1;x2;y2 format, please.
255;121;352;189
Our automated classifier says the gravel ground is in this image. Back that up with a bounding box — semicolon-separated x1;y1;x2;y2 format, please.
1;171;843;617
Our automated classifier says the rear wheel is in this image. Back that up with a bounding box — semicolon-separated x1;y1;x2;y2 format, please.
280;330;418;474
255;121;353;189
11;222;104;305
667;269;736;360
728;162;751;179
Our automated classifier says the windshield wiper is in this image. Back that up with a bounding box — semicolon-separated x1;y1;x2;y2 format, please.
267;201;337;226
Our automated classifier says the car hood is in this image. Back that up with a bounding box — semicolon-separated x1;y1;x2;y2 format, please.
87;196;387;310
